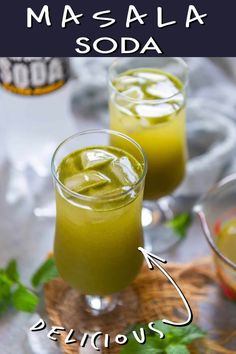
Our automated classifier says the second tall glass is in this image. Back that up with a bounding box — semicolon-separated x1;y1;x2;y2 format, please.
109;57;188;252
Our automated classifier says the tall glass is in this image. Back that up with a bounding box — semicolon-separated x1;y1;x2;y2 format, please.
51;129;147;334
109;57;188;252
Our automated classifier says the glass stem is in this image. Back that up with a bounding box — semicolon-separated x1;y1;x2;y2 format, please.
142;196;178;229
142;197;182;253
84;294;119;316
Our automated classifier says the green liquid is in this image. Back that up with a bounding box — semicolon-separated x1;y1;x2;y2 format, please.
54;146;144;295
110;68;187;200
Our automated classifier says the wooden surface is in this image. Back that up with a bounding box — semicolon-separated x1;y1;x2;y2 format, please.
45;258;216;354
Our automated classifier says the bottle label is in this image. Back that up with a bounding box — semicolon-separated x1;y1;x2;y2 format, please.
0;57;70;96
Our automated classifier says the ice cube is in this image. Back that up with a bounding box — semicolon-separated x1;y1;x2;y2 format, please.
145;81;179;99
81;149;116;170
112;87;144;118
110;157;139;186
113;94;134;116
61;156;79;176
134;72;167;82
89;186;130;198
123;86;144;100
113;76;145;91
134;103;175;125
135;103;175;117
169;93;185;109
64;171;110;193
103;186;130;197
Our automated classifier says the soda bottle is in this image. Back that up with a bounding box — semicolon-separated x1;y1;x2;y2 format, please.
0;57;76;176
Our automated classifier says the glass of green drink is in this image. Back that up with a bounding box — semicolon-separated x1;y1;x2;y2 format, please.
51;129;147;334
109;58;188;252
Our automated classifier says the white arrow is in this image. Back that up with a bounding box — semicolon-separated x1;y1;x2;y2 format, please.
138;247;193;327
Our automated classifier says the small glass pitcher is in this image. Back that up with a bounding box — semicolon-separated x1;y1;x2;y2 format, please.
194;174;236;300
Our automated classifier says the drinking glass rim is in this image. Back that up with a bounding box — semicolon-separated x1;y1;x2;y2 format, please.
108;57;189;105
195;174;236;271
51;129;148;202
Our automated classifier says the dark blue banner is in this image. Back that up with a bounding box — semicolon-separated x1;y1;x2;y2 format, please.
0;0;235;56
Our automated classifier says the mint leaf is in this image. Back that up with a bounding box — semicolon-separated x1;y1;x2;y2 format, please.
121;321;206;353
12;285;38;313
160;323;206;344
178;324;206;344
152;322;206;346
0;271;14;289
0;260;40;315
6;259;19;282
120;337;163;354
150;321;172;336
31;258;59;288
166;213;192;239
0;272;12;314
0;298;11;314
166;344;190;354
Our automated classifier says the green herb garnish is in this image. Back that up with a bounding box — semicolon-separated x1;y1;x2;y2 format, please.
31;257;59;288
0;259;38;314
120;321;206;354
166;213;192;239
0;257;59;315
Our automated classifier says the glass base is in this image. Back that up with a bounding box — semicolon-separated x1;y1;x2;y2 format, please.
59;286;140;344
142;197;182;254
84;294;119;316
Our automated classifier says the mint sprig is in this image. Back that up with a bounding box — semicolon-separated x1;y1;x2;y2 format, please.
120;321;206;354
0;260;38;314
12;285;38;312
0;257;59;315
166;213;192;239
31;257;59;288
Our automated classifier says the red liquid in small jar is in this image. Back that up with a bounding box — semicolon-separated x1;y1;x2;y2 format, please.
215;218;236;300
